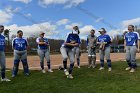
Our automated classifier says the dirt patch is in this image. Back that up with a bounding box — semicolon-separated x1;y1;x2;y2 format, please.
5;53;140;70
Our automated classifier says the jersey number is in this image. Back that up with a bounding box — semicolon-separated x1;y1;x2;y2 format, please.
18;44;23;47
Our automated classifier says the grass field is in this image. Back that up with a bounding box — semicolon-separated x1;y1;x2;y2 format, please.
1;60;140;93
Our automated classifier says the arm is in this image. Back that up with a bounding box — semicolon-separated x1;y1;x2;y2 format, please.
65;42;79;47
124;40;126;52
36;38;48;45
137;40;140;52
86;38;89;46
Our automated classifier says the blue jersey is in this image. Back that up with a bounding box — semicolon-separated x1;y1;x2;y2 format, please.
0;34;5;51
36;37;49;49
65;33;81;49
97;34;111;47
124;32;138;46
12;37;28;51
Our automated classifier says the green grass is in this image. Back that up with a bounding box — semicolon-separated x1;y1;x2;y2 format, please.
1;60;140;93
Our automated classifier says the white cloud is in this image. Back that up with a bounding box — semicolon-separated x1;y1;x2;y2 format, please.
79;25;95;35
0;10;12;24
24;13;32;17
5;22;57;38
121;17;140;27
107;29;122;39
56;19;69;25
39;0;85;8
5;6;21;14
12;0;32;4
95;18;104;23
65;0;85;8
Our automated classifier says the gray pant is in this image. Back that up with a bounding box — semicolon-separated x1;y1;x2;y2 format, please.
0;51;6;78
99;46;111;67
72;47;80;66
37;49;51;70
60;46;74;64
13;50;29;75
72;47;80;58
88;47;96;56
87;47;96;66
14;50;27;60
125;46;137;68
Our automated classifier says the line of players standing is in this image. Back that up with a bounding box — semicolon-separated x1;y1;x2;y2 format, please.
0;24;139;81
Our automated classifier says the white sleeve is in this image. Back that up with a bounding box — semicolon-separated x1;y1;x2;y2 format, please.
12;38;16;47
135;32;140;39
36;38;40;43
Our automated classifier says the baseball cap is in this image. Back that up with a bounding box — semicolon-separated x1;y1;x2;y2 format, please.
0;25;4;28
40;31;45;35
17;30;23;33
98;28;106;32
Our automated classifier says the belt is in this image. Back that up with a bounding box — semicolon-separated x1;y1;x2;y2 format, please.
15;49;26;51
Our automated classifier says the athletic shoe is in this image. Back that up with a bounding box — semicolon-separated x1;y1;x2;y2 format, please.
12;74;16;78
99;67;104;70
130;68;135;73
125;67;131;71
64;69;69;76
77;66;80;68
88;65;92;68
67;74;74;79
92;55;96;57
92;65;96;68
1;78;11;82
42;69;46;73
88;55;92;57
108;68;112;72
25;73;29;76
48;69;53;73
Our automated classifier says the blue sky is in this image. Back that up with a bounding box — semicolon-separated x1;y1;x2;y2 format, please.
0;0;140;39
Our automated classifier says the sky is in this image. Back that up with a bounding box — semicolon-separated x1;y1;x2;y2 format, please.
0;0;140;39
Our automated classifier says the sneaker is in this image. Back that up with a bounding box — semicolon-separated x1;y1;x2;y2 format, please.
48;69;53;73
77;66;80;68
99;67;104;70
64;69;69;76
12;74;16;78
125;67;131;71
92;65;96;68
130;68;135;73
108;68;112;72
42;69;46;73
67;74;74;79
25;73;29;76
1;78;11;82
88;65;92;68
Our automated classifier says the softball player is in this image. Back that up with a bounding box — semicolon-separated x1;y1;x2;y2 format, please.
63;31;81;79
36;32;53;73
124;25;140;73
86;29;97;68
12;30;29;77
72;26;81;68
97;28;112;71
0;25;11;81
